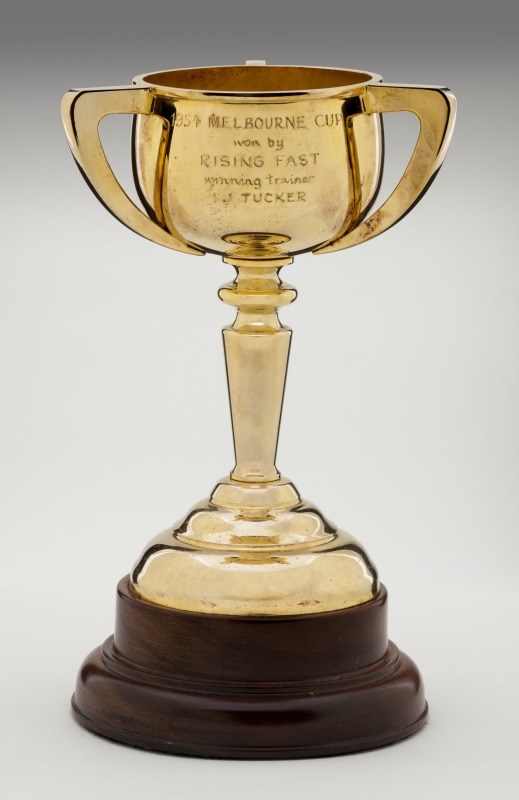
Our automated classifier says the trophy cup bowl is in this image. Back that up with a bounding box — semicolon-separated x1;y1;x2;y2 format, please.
62;64;456;757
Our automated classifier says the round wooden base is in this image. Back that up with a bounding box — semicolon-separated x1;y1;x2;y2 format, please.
72;577;427;758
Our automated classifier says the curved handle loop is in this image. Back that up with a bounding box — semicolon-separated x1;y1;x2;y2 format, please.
61;86;204;257
314;83;456;255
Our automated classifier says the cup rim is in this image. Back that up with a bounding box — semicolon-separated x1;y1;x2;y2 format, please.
133;64;383;100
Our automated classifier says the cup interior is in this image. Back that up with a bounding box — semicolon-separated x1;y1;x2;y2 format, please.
138;65;375;95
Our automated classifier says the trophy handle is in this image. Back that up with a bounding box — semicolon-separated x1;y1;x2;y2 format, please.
61;86;204;256
313;84;456;254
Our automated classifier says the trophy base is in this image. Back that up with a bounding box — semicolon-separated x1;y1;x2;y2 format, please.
72;578;427;759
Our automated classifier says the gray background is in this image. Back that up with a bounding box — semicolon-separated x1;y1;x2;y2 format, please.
1;1;518;798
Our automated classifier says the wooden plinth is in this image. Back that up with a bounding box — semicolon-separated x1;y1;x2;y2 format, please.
72;577;427;758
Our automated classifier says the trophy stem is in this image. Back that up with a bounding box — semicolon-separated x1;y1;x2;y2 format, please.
219;259;296;484
131;254;379;611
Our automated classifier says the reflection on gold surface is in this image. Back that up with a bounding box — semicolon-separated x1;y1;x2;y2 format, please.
131;489;377;615
62;64;455;615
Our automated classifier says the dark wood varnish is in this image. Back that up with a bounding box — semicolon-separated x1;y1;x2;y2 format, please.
72;578;427;758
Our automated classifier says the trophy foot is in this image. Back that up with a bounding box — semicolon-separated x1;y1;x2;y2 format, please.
130;478;379;614
72;579;427;758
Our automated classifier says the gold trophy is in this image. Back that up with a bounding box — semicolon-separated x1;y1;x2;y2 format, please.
62;63;455;757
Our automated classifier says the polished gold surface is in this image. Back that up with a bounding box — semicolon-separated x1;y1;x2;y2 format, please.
62;64;456;615
131;262;378;613
131;491;377;615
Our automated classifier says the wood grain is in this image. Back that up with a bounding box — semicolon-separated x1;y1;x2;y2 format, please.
72;577;427;758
